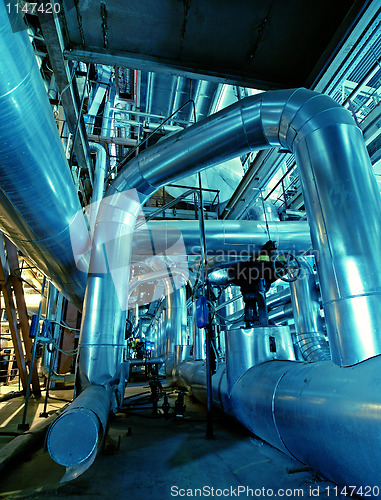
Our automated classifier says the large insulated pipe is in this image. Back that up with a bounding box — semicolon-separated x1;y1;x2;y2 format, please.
290;260;330;362
230;357;381;489
52;87;381;466
180;355;381;489
0;5;87;309
135;220;311;258
104;87;381;366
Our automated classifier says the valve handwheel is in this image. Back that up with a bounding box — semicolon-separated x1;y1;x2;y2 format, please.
273;252;301;282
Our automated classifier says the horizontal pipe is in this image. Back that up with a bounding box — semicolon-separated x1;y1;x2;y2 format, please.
268;302;293;322
180;356;381;488
266;288;292;309
87;134;138;147
136;220;311;258
114;118;184;133
231;357;381;488
46;384;110;472
74;219;311;270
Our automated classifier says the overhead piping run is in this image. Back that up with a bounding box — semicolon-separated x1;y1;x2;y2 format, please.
50;81;381;477
135;220;311;258
0;5;87;310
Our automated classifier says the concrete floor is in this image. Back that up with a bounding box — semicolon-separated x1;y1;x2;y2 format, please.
0;379;346;500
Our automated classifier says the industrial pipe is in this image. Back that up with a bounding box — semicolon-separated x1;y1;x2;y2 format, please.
89;143;107;205
230;357;381;489
289;260;330;362
268;302;293;323
49;86;381;473
179;355;381;489
0;4;86;309
164;287;187;378
136;220;311;259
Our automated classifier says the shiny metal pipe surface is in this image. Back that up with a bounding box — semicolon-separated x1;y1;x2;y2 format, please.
89;143;107;205
295;121;381;365
133;220;311;259
179;361;232;415
231;357;381;488
180;356;381;488
266;288;291;309
172;344;193;383
0;5;86;309
164;286;187;379
165;287;187;354
268;303;293;323
225;326;295;394
217;286;244;330
47;384;110;477
73;86;381;469
290;263;330;362
103;87;381;365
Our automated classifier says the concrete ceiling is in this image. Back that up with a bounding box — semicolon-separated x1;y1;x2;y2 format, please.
60;0;370;90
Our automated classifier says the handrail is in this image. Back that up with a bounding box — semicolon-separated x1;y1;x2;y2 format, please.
139;188;196;227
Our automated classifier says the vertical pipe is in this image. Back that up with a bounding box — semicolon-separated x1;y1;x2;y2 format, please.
89;143;107;204
165;286;187;378
289;261;330;362
292;99;381;365
165;286;187;352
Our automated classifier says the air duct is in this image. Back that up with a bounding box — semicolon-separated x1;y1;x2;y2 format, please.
0;5;87;309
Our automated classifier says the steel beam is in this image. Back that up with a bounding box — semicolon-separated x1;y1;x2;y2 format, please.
64;47;290;91
38;13;92;176
87;134;137;148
